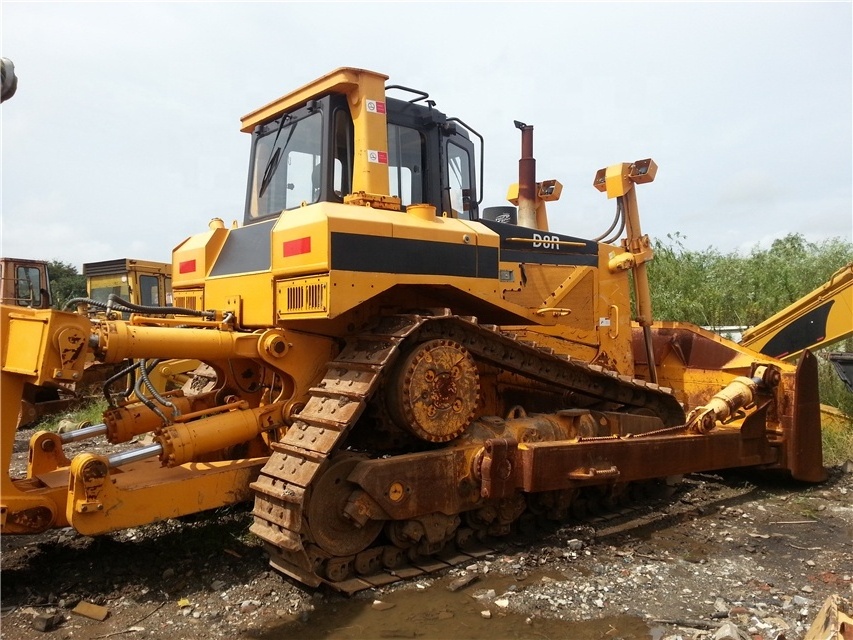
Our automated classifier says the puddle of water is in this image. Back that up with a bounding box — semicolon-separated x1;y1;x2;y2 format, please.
248;574;655;640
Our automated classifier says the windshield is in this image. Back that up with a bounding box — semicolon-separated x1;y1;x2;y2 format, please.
89;274;130;304
248;111;323;220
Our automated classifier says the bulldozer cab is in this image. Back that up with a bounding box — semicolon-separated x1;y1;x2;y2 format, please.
0;258;51;308
83;258;172;310
244;84;480;224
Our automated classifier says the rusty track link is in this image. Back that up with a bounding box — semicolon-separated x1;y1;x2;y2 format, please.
250;312;686;592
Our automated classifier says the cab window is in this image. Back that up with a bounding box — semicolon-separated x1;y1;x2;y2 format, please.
333;109;352;199
447;141;472;219
388;124;425;207
139;275;160;306
248;111;323;219
15;266;43;307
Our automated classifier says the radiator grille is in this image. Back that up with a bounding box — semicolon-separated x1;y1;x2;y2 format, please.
173;289;203;311
277;278;328;315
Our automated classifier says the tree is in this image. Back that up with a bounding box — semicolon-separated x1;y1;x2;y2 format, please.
648;233;853;328
47;260;86;309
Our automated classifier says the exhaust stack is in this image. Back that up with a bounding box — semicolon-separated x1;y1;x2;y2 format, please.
515;121;537;229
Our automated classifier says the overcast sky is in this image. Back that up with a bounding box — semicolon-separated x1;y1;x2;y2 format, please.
1;2;851;269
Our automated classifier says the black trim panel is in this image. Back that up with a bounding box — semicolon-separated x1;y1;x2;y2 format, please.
759;301;833;359
209;219;275;277
331;232;498;279
478;219;600;267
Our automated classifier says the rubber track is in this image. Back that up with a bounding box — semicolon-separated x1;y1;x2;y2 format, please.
249;312;686;592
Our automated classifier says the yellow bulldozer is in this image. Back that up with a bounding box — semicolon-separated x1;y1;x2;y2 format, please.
0;68;826;593
82;258;173;314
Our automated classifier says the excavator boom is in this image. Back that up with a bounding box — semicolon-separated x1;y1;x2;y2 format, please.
740;261;853;361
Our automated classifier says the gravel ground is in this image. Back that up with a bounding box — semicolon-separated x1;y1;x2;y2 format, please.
2;426;851;640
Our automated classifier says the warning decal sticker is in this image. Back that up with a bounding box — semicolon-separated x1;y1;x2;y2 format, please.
367;150;388;164
366;99;386;114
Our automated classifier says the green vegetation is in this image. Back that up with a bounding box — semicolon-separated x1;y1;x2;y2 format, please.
39;398;108;432
47;260;86;310
822;420;853;467
648;232;853;328
818;338;853;466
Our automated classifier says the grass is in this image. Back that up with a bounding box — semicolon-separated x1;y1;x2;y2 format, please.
821;402;853;467
38;397;109;432
817;344;853;466
822;422;853;467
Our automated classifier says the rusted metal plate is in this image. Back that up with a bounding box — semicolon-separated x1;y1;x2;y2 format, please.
790;350;826;482
250;474;305;505
313;366;379;398
283;422;342;455
360;572;402;587
411;557;451;573
388;566;424;580
251;490;304;533
249;519;301;552
517;430;776;493
297;394;364;428
267;549;322;588
251;496;302;530
335;338;400;366
330;577;374;595
435;549;475;566
263;445;323;488
347;449;478;519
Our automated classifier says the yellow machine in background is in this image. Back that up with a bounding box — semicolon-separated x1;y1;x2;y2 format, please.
0;68;826;593
0;257;52;309
78;258;199;412
83;258;173;313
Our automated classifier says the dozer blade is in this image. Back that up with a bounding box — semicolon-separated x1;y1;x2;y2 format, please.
790;350;826;483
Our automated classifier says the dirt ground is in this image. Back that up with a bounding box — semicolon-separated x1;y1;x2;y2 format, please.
1;425;851;640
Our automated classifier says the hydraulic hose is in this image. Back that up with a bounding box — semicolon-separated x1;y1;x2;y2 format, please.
600;198;627;245
133;360;171;426
594;198;624;243
103;359;139;407
64;294;213;320
107;294;214;319
138;358;181;418
63;297;131;312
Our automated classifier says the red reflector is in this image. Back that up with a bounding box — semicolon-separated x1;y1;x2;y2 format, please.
283;237;311;257
179;259;197;274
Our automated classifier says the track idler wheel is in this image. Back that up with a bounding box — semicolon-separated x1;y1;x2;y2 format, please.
387;339;480;443
306;456;383;559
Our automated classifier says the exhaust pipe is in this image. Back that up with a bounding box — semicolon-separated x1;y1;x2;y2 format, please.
514;121;537;229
